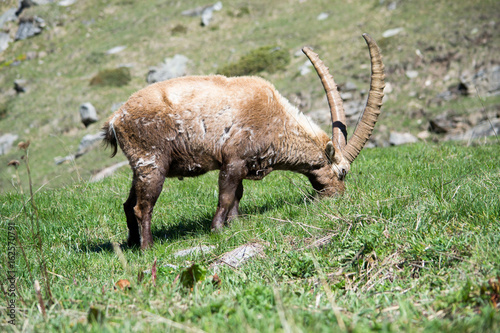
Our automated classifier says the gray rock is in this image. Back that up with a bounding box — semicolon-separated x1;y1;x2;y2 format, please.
382;27;403;38
317;12;329;21
0;8;17;29
387;1;398;10
79;102;98;127
298;60;312;76
75;132;104;158
488;65;500;94
446;118;500;141
308;108;331;126
32;0;56;4
0;133;19;155
389;132;418;146
147;54;189;84
174;245;216;258
56;132;103;164
58;0;77;6
209;242;266;272
405;70;419;79
201;1;222;26
15;16;45;40
344;100;365;117
460;65;500;97
14;79;28;93
343;81;358;91
106;45;126;55
0;33;12;53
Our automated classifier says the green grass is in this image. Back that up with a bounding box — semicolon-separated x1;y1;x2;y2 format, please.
1;140;499;331
1;0;499;193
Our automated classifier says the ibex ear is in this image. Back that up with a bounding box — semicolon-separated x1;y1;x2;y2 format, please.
325;141;335;161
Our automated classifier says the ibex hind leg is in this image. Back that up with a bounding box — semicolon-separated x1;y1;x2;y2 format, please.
124;185;140;247
131;168;166;249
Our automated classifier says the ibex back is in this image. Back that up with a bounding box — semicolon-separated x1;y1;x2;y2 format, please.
103;34;385;249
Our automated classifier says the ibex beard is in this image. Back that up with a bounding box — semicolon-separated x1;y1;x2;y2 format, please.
102;34;385;249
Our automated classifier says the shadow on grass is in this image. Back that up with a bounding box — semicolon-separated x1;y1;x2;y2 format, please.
79;193;311;253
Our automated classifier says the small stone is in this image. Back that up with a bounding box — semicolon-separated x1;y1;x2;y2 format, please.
106;45;126;55
0;133;19;155
406;70;419;79
317;12;329;21
389;132;418;146
79;102;98;127
382;27;403;38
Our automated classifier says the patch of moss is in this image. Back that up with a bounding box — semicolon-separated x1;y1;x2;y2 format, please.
217;46;290;77
89;67;131;87
171;24;187;35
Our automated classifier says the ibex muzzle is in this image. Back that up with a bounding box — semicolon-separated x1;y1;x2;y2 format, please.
102;34;385;249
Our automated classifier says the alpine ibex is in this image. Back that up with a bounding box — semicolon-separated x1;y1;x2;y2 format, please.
103;34;385;249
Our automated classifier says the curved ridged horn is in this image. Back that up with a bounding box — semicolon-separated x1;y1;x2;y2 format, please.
303;34;385;165
343;33;385;163
302;46;347;154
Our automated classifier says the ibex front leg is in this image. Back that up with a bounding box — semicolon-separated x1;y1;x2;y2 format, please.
212;160;246;231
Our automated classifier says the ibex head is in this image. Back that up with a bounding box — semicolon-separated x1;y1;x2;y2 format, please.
303;33;385;196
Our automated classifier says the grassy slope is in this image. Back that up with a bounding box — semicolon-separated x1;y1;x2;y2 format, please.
1;140;499;331
1;0;499;192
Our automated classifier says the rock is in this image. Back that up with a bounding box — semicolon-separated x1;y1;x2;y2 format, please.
446;118;500;141
15;16;45;41
488;65;500;94
387;1;398;10
384;82;393;94
174;245;216;258
147;54;189;84
459;65;500;97
209;242;266;272
417;130;431;140
55;133;103;162
75;132;103;158
79;102;98;127
14;79;28;93
405;70;419;79
317;12;329;21
343;81;358;92
0;8;17;29
428;112;467;134
58;0;77;6
389;132;418;146
105;45;126;55
31;0;56;5
298;60;312;76
308;108;331;126
201;1;222;26
0;33;12;53
344;99;364;117
340;92;353;101
382;27;403;38
181;2;222;26
90;161;128;182
0;133;19;155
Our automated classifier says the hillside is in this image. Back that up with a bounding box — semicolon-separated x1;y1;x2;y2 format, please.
0;0;499;193
0;1;499;331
